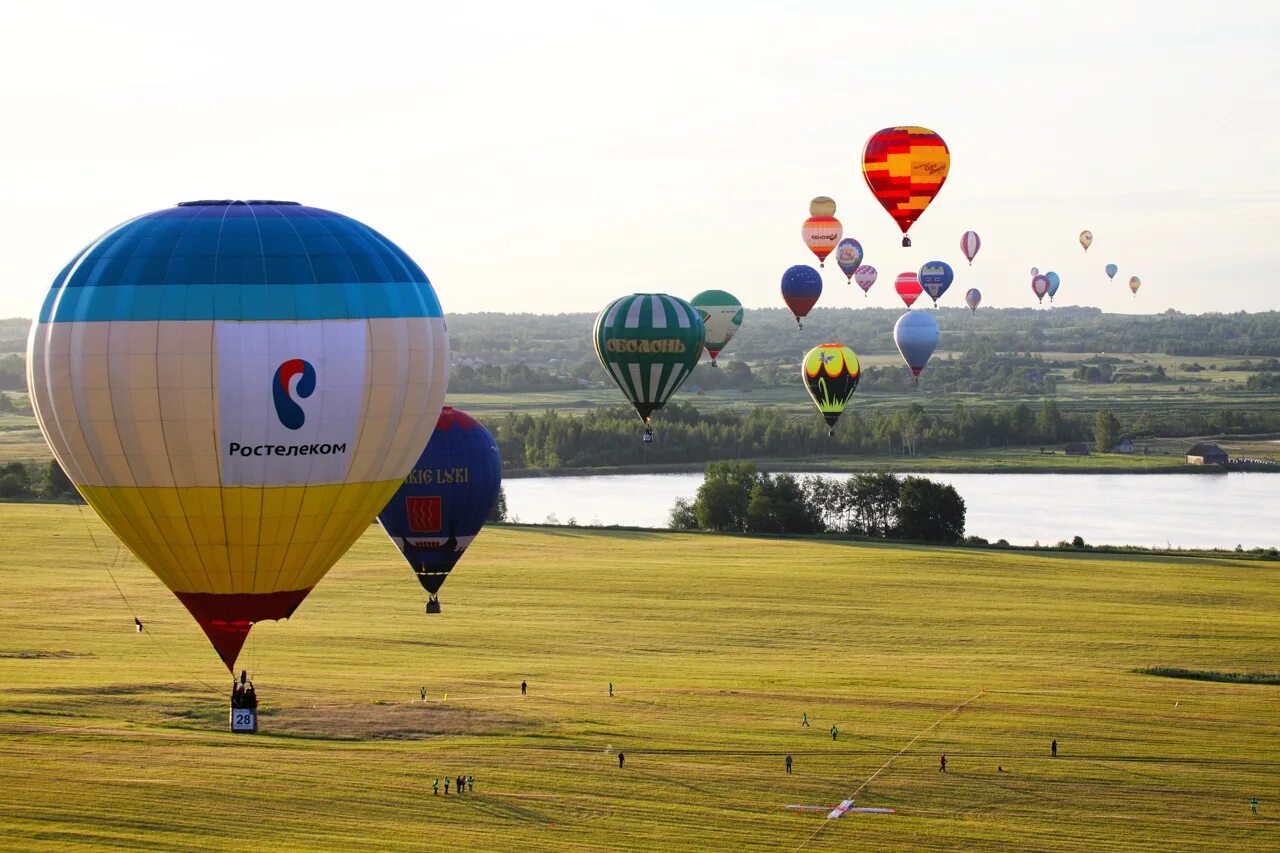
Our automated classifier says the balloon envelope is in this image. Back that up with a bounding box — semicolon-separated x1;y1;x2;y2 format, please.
895;271;923;308
1031;274;1050;302
594;294;704;423
834;238;864;281
782;265;823;322
809;196;837;217
854;265;878;295
1129;275;1142;295
27;200;449;670
378;407;501;604
1105;263;1118;280
965;288;981;312
918;260;955;304
1030;266;1040;276
894;310;939;378
690;289;744;363
1046;271;1061;299
1080;230;1093;251
802;216;843;265
802;343;861;434
960;231;981;264
862;126;950;239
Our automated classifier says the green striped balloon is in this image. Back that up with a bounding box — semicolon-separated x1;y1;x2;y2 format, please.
593;293;705;423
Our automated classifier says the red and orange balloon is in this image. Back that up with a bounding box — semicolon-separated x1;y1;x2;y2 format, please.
862;126;950;247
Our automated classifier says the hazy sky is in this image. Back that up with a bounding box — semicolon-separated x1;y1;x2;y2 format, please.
1;1;1277;319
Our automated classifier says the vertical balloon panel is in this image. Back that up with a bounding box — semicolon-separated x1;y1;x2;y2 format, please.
27;201;449;669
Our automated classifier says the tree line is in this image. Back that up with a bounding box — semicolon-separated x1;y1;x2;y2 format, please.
668;461;966;543
0;460;79;501
490;399;1277;470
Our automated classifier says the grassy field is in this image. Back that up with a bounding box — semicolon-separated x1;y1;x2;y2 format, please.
1;506;1277;850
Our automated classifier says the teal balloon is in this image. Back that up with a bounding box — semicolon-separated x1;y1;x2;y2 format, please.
1105;263;1118;281
1046;271;1061;300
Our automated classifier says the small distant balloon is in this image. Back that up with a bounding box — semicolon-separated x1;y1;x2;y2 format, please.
854;265;878;297
1031;274;1050;303
1080;230;1093;251
960;231;981;265
894;310;939;382
782;265;823;328
918;260;954;305
690;290;744;365
895;272;923;308
834;238;864;283
802;209;843;267
1030;266;1040;277
1129;275;1142;296
809;196;837;217
1046;271;1061;301
965;288;981;312
1105;263;1118;281
802;343;861;436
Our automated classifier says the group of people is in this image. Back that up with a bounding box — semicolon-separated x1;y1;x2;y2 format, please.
433;775;474;795
230;674;257;710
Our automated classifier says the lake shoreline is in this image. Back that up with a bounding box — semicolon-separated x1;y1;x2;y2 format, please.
503;459;1258;479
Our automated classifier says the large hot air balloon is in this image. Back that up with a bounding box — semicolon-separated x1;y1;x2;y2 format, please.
1080;230;1093;252
781;265;823;328
854;265;877;297
834;238;864;283
1129;275;1142;296
862;126;950;247
965;288;981;313
802;206;843;267
594;293;705;438
893;310;939;383
918;260;954;306
802;343;860;436
1045;271;1061;302
895;271;923;308
690;290;743;365
1105;263;1118;281
960;231;981;265
378;407;501;614
1031;274;1050;303
27;200;449;673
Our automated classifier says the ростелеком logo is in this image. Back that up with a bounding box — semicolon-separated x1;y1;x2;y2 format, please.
272;358;316;430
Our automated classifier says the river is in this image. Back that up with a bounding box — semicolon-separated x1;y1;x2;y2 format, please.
502;472;1279;550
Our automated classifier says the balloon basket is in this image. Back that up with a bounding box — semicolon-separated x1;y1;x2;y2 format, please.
426;598;442;614
230;706;258;734
902;236;911;247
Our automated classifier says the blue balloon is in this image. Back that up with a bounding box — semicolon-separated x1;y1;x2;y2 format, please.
894;310;939;381
781;264;823;327
378;407;502;611
1105;263;1118;281
1046;271;1061;299
917;260;955;304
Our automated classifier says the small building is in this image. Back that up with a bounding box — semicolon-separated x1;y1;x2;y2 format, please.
1185;443;1228;465
1064;442;1090;456
1113;436;1135;454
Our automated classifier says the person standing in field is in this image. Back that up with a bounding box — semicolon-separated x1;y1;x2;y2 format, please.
421;686;427;702
802;713;809;727
618;752;625;769
609;682;613;697
521;680;527;696
1051;739;1057;758
468;776;474;793
433;778;439;796
1251;797;1258;815
830;725;839;741
785;754;793;774
940;753;947;773
444;777;450;794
